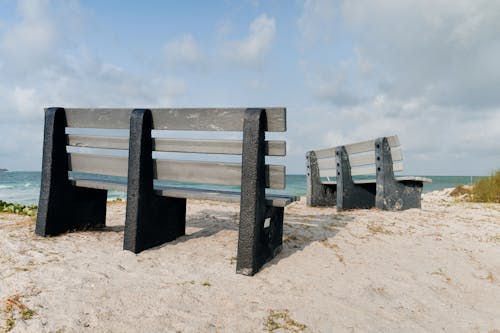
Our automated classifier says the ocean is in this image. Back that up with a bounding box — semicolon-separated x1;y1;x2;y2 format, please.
0;171;482;205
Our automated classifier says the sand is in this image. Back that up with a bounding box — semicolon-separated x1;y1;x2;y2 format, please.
1;190;499;332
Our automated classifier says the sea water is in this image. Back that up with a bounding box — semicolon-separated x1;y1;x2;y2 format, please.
0;171;483;205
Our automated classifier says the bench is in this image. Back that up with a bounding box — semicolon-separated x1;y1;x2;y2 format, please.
36;107;299;276
306;135;431;211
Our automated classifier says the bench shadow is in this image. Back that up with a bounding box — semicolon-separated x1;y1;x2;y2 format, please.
151;207;353;269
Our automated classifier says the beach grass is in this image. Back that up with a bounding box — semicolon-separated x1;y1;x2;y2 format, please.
471;170;500;203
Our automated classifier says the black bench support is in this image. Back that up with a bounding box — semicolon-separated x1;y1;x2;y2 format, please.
375;137;423;210
124;109;186;253
236;109;283;276
36;107;107;236
305;151;336;206
335;146;376;211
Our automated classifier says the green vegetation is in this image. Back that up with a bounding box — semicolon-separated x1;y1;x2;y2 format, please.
450;171;500;203
471;170;500;203
0;201;37;217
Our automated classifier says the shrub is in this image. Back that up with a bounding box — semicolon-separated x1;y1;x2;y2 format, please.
471;170;500;203
0;201;38;216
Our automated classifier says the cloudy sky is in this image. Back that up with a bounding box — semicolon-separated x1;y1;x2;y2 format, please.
0;0;499;175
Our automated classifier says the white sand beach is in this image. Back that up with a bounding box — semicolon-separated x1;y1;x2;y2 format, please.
1;190;499;332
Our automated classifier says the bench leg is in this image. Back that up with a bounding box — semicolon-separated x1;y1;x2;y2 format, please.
375;137;424;210
37;184;107;236
237;206;284;276
124;194;186;253
36;107;107;236
336;146;375;211
376;180;424;210
306;151;336;206
124;109;186;253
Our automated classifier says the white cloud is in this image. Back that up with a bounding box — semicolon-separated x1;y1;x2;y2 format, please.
298;0;336;45
164;34;203;67
222;14;276;66
0;0;57;71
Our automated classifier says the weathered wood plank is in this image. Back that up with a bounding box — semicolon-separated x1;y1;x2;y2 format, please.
68;153;128;177
67;135;286;156
319;161;404;178
316;149;403;170
151;108;286;132
69;177;299;206
315;135;400;158
154;139;286;156
154;186;298;207
154;160;286;189
395;176;432;183
64;108;286;132
70;177;127;192
67;135;129;150
65;109;131;129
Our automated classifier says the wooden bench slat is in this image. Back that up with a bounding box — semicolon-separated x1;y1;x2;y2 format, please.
65;108;286;132
316;148;403;170
66;135;286;156
314;135;400;158
67;135;129;150
69;178;299;207
321;176;432;185
151;108;286;132
65;109;131;129
318;161;404;178
154;139;286;156
155;160;286;189
68;153;128;177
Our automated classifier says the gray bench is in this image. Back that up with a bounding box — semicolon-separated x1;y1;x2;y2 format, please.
36;107;298;276
306;135;431;210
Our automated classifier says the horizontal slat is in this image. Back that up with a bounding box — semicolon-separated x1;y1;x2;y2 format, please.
345;135;399;154
350;161;404;176
154;186;298;207
154;160;285;189
69;177;299;207
67;135;286;156
319;168;338;178
71;178;127;192
64;108;286;132
154;139;286;156
316;149;402;171
151;108;286;132
317;158;336;170
67;135;129;150
395;176;432;183
315;135;400;158
65;109;131;129
68;153;128;177
322;176;431;185
319;161;404;178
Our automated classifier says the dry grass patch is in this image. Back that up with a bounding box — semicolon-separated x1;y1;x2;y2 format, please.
2;294;34;332
367;223;393;235
264;309;307;332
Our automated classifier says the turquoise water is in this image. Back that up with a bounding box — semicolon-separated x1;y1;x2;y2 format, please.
0;171;484;205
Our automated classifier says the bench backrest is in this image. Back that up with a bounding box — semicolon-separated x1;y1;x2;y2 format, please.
65;108;287;189
313;135;403;180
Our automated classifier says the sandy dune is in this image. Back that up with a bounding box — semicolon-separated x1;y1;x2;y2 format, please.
1;190;499;332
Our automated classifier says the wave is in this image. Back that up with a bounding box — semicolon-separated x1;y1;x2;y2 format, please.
0;185;12;189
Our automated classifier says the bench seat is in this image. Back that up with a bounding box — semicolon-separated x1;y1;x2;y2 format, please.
322;176;432;185
70;177;299;208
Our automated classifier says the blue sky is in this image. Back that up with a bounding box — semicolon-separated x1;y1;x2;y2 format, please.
0;0;499;175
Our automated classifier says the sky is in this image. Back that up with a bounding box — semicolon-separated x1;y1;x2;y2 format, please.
0;0;499;175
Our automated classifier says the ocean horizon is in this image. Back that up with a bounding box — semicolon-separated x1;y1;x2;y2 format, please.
0;171;483;205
